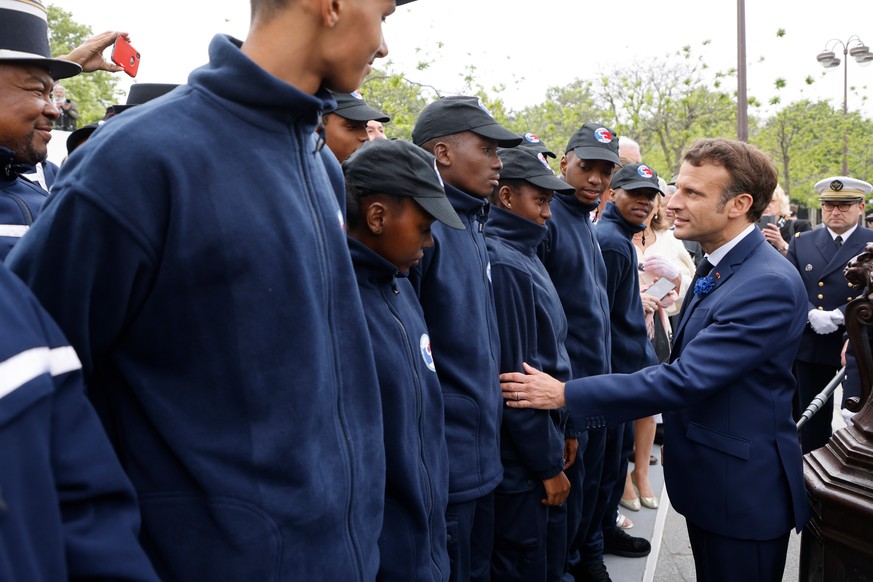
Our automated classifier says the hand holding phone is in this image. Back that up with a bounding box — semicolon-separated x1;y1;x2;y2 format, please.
644;277;677;301
111;36;140;77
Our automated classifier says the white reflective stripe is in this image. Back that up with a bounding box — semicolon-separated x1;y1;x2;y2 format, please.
49;346;81;376
0;225;28;237
0;346;82;400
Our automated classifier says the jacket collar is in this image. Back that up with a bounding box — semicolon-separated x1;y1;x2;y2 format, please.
348;237;407;288
598;201;646;238
486;205;547;255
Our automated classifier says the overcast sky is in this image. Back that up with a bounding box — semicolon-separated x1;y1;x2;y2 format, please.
52;0;873;119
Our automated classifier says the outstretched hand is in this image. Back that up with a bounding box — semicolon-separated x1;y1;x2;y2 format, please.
58;31;130;73
500;362;567;409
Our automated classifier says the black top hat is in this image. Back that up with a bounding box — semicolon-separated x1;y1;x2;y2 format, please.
107;83;179;116
343;139;465;230
0;0;81;80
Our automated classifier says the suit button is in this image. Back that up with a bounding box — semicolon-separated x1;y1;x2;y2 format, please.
818;306;824;310
818;294;824;299
818;282;825;287
849;282;855;287
849;297;854;301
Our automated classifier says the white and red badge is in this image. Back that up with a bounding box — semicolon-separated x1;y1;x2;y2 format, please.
524;132;542;144
351;90;364;100
637;165;654;178
537;153;551;168
477;97;494;118
594;128;613;143
420;334;436;372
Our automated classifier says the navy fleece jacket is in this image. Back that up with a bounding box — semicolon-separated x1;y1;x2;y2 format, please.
349;238;450;582
0;148;49;259
486;206;570;491
0;262;157;582
9;35;384;582
411;183;503;503
595;202;658;373
539;192;611;378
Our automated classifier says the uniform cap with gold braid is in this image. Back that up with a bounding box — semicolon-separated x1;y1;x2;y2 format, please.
815;176;872;202
0;0;81;80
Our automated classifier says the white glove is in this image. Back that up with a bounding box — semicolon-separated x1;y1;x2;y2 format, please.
642;255;679;281
829;309;845;326
841;408;856;427
808;309;839;334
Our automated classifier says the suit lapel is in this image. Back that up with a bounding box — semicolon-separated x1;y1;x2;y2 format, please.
671;229;765;359
820;229;867;278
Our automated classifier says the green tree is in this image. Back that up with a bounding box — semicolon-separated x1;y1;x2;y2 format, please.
361;68;434;140
508;79;606;165
48;5;122;124
594;46;736;179
755;100;845;208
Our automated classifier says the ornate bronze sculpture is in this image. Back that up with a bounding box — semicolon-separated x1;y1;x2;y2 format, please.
801;241;873;580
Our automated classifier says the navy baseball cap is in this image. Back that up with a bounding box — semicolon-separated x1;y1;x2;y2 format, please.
327;90;390;122
412;96;522;147
343;140;465;230
611;163;664;195
498;148;575;195
517;132;556;158
565;123;620;164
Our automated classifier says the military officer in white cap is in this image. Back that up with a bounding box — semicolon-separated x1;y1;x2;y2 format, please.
786;176;873;453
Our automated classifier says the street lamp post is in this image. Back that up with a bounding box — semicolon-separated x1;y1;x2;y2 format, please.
816;36;873;175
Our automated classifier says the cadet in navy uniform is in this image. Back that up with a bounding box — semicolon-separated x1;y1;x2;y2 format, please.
412;96;522;581
486;147;576;581
502;138;810;582
786;176;873;453
345;139;464;582
539;123;650;582
324;89;390;163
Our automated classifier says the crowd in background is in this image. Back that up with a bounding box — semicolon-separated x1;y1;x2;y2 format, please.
1;1;870;581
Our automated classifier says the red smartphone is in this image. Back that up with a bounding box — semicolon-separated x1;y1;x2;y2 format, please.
111;36;140;78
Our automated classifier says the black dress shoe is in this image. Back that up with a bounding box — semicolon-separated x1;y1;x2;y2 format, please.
568;561;612;582
603;528;651;558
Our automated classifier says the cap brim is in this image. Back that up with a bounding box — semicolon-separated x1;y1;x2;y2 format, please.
572;146;620;165
527;174;575;195
471;123;524;148
0;54;81;80
334;103;390;122
415;195;466;230
615;181;664;195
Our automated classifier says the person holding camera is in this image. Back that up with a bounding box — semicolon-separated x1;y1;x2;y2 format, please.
52;84;78;131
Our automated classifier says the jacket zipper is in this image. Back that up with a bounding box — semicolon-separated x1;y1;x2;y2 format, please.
382;283;442;581
295;129;364;579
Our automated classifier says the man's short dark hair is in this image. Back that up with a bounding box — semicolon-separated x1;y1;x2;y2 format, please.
345;179;405;230
682;138;777;223
419;132;463;155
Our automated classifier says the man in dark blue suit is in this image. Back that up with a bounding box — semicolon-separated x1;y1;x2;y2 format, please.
499;138;810;581
786;176;873;453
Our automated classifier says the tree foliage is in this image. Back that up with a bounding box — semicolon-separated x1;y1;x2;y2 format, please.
48;5;122;124
360;39;873;216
